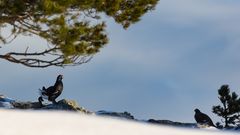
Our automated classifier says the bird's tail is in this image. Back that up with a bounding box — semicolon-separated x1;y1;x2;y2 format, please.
38;87;48;99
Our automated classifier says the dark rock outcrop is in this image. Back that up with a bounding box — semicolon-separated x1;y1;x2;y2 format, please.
148;119;197;128
96;110;135;120
41;99;92;114
11;101;42;109
11;99;92;114
0;95;15;108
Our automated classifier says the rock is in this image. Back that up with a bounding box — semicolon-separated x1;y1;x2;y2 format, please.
96;110;135;120
11;101;42;109
196;123;214;128
148;119;197;128
0;95;15;109
11;99;92;114
41;99;92;114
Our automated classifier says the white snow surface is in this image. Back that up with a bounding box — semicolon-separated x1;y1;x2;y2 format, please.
0;109;238;135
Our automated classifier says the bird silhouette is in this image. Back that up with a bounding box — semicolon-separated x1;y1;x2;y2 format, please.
38;75;63;105
194;108;216;127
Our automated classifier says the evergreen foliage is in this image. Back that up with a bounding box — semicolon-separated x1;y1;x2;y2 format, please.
0;0;159;67
212;85;240;128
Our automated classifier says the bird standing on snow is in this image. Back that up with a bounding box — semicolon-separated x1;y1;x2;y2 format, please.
194;108;216;127
38;75;63;105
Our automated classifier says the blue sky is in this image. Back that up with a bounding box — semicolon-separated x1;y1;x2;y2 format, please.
1;0;240;123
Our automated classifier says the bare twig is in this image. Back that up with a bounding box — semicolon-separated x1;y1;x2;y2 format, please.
0;52;92;68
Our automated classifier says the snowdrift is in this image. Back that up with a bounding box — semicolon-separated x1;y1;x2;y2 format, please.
0;109;238;135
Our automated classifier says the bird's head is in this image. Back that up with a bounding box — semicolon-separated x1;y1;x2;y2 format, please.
57;75;63;81
194;108;201;113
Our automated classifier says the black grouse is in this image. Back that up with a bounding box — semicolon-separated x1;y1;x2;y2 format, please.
38;75;63;105
194;108;216;127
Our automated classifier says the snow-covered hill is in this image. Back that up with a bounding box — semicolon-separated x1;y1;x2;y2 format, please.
0;95;239;135
0;109;238;135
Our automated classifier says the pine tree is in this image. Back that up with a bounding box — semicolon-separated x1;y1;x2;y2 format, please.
0;0;159;68
212;85;240;128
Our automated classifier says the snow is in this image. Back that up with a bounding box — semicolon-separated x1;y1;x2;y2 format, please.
0;110;238;135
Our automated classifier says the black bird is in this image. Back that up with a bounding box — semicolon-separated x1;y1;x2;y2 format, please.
194;108;216;127
38;75;63;105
